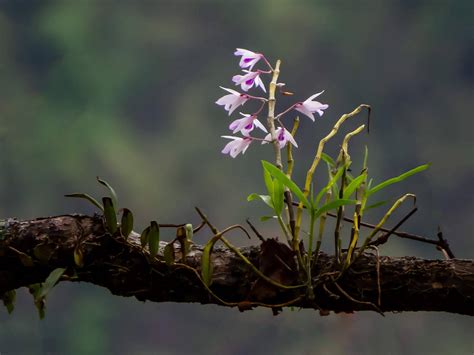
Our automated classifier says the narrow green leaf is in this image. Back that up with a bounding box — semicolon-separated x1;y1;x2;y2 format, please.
148;221;160;257
28;284;45;320
365;200;389;210
120;208;134;239
163;243;175;265
343;171;367;199
64;193;103;211
368;164;430;196
102;197;117;234
314;199;357;220
201;236;220;286
263;166;274;196
38;268;66;299
262;161;310;209
326;164;339;198
97;177;118;209
367;178;373;190
321;153;336;167
260;216;277;222
2;290;16;314
248;193;274;209
363;145;369;170
140;226;150;248
272;178;285;215
315;165;345;207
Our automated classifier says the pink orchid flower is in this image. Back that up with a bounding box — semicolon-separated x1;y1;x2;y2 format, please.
221;136;253;158
215;87;250;115
263;127;298;149
232;70;266;92
234;48;263;70
229;113;267;136
294;91;329;121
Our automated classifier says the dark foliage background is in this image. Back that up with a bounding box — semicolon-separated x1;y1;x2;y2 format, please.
0;1;473;354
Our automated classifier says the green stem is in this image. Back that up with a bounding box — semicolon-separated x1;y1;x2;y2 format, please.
277;215;292;244
306;211;316;299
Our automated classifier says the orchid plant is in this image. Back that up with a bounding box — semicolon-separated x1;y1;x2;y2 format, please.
61;48;430;311
215;48;429;299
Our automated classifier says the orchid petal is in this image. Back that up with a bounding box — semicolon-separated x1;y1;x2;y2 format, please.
305;90;325;102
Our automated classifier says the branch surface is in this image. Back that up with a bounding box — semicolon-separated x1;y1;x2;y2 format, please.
0;215;472;315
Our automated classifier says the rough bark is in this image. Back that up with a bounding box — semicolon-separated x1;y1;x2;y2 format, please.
0;215;472;315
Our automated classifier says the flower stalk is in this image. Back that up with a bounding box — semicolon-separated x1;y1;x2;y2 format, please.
266;59;283;170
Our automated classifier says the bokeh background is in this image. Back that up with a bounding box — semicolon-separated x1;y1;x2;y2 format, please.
0;1;473;354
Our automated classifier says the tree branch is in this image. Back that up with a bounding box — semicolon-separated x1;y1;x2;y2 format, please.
0;215;472;315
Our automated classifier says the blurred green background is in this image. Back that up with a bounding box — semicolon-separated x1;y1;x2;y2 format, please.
0;1;473;354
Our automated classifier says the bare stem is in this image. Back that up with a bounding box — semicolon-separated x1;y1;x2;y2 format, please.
267;60;283;170
294;105;370;240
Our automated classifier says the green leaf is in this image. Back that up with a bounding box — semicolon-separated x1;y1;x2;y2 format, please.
201;236;220;287
140;226;150;248
163;243;175;265
64;193;103;211
321;153;336;167
272;178;285;215
148;221;160;257
314;199;357;220
120;208;134;239
97;177;118;209
2;290;16;314
365;200;389;210
38;268;66;299
363;145;369;170
367;178;373;190
248;193;274;209
28;284;45;319
263;166;274;196
343;170;367;199
102;197;117;234
368;164;430;196
262;161;311;209
315;165;345;207
260;216;277;222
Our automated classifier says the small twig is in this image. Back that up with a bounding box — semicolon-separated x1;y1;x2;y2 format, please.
195;207;219;234
333;281;383;315
436;227;455;259
246;219;266;242
289;200;455;253
250;295;305;309
158;223;187;228
368;207;418;247
193;221;206;234
322;283;340;299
